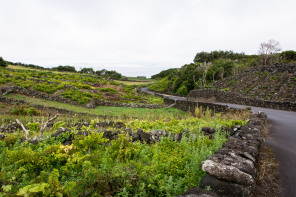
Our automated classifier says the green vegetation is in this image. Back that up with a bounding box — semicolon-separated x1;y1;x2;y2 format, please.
148;77;170;92
0;56;264;196
10;104;40;116
0;104;248;196
4;94;181;120
61;89;101;104
33;83;65;94
149;50;259;95
280;50;296;63
98;87;118;94
220;88;230;92
0;66;163;105
149;50;296;96
0;56;7;67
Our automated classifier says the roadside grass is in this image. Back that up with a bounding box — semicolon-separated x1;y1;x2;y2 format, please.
4;94;188;120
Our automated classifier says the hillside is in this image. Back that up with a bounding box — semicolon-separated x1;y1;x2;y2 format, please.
212;64;296;102
0;63;254;196
0;65;163;107
148;50;296;97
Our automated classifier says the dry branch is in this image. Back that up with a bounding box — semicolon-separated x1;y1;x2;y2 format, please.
39;114;59;139
16;119;29;140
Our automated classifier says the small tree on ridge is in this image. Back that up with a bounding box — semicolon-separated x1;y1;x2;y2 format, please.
258;39;281;65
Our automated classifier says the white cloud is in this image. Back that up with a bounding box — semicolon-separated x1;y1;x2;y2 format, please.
0;0;295;77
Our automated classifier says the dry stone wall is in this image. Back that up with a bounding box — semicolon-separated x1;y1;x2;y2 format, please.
180;113;267;197
188;88;296;111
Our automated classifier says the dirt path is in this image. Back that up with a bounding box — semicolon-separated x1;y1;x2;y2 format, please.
141;88;296;196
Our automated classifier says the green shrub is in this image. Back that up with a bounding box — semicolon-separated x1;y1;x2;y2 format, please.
98;87;118;94
148;77;170;92
220;88;230;92
33;82;64;93
0;57;7;67
61;89;92;104
70;82;92;90
11;104;39;116
61;89;101;104
176;84;188;96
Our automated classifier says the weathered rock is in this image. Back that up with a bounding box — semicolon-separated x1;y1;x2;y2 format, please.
77;130;89;136
155;129;167;137
115;122;125;128
63;140;72;146
0;133;5;139
202;127;216;134
132;133;140;142
51;127;68;137
29;138;39;145
102;131;113;140
174;132;183;142
201;160;255;186
139;132;152;144
124;128;133;136
200;175;252;197
207;152;256;177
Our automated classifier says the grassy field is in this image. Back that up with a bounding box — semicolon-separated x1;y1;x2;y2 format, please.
7;65;76;75
115;80;155;86
4;94;187;120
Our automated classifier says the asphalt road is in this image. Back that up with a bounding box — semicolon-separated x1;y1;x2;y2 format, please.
141;88;296;196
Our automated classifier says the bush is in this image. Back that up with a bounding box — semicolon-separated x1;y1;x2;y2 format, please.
0;57;8;67
176;84;188;96
61;89;101;104
11;104;40;116
33;83;64;93
98;87;118;94
148;77;170;92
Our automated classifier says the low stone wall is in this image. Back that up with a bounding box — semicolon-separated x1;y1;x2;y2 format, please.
180;112;267;197
188;88;296;112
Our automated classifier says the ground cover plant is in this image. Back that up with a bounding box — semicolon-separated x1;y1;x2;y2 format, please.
0;66;163;105
3;95;174;121
0;102;249;196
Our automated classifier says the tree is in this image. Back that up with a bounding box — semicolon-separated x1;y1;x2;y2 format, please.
280;50;296;62
80;67;94;74
258;39;281;65
0;57;8;67
53;65;76;72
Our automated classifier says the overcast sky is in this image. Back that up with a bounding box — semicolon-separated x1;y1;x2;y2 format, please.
0;0;295;77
